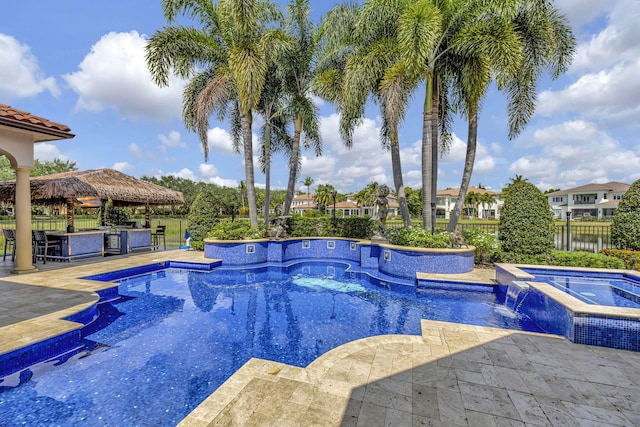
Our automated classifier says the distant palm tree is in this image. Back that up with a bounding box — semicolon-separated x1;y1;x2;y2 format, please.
302;176;314;203
314;183;336;213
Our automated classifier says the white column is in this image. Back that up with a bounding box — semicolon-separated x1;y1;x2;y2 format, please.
12;166;36;273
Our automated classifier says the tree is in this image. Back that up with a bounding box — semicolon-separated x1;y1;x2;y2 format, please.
498;180;555;256
257;63;291;227
501;175;529;199
314;183;336;213
146;0;285;226
280;0;322;216
611;179;640;250
446;0;575;232
302;176;314;202
316;0;414;226
0;156;77;180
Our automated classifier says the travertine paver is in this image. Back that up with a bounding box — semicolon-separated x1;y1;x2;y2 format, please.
180;321;640;426
1;253;639;426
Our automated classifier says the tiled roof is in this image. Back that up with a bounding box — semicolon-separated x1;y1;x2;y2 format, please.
437;186;499;196
0;104;72;133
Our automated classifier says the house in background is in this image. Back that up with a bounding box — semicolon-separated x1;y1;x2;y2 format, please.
292;192;400;217
436;187;503;219
546;181;630;220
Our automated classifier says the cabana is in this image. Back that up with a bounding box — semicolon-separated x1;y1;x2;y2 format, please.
0;104;75;273
0;168;184;260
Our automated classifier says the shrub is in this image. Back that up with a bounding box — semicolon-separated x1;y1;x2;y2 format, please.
600;248;640;270
288;216;372;239
187;190;220;249
208;221;263;240
498;181;555;256
462;228;499;265
611;179;640;250
495;250;625;269
388;227;450;248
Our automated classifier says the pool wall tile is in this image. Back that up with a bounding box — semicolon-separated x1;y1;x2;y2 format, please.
360;245;379;269
378;249;474;279
204;241;269;265
0;330;83;378
574;315;639;351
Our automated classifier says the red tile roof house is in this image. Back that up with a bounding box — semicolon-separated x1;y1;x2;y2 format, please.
291;193;400;217
0;104;74;273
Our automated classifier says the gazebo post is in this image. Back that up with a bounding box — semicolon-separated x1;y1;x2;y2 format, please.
100;200;107;226
12;166;36;273
66;197;75;233
145;203;151;228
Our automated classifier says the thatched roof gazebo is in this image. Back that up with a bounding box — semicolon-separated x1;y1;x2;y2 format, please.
0;168;184;231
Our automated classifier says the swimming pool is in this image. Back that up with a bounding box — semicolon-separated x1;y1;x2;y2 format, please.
0;261;538;426
522;268;640;308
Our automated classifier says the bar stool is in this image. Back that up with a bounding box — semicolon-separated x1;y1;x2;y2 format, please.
32;230;62;263
152;225;166;250
3;229;16;261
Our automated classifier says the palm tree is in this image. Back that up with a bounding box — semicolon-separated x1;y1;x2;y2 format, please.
302;176;314;203
446;1;575;232
316;0;414;226
398;0;528;231
280;0;322;216
314;183;336;213
257;64;291;227
145;0;284;226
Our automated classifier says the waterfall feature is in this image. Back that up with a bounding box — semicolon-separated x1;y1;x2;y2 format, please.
505;281;531;312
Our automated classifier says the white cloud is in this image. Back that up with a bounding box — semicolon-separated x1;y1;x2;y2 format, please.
63;31;184;122
538;60;640;125
168;168;197;181
159;130;187;152
113;161;135;172
198;163;219;178
206;127;235;154
34;143;68;162
0;33;59;99
128;143;144;159
208;176;238;187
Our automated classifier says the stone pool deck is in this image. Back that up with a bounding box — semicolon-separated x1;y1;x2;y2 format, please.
1;251;639;426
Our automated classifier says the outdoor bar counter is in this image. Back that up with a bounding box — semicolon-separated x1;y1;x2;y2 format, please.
104;227;153;254
48;227;153;260
48;230;107;261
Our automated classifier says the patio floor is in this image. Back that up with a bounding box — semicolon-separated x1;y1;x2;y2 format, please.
1;251;639;426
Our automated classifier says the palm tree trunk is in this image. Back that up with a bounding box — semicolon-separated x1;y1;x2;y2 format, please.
263;125;271;229
421;76;434;230
241;110;258;226
447;109;478;233
283;115;303;215
390;129;411;226
431;94;439;233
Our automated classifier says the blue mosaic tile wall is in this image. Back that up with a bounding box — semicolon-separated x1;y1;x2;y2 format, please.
125;230;152;252
281;239;359;262
574;314;640;351
204;241;270;265
63;233;104;258
378;248;474;279
360;244;379;269
516;289;574;340
0;329;83;378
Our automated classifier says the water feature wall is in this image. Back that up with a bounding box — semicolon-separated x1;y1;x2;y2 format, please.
204;238;475;278
496;263;640;351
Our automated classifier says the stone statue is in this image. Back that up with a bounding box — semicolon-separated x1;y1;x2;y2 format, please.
268;215;290;239
371;184;390;240
450;228;468;249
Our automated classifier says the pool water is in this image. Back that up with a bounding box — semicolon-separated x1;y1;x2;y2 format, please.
523;268;640;308
0;262;539;426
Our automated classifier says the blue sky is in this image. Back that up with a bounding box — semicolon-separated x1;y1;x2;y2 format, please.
1;0;639;195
